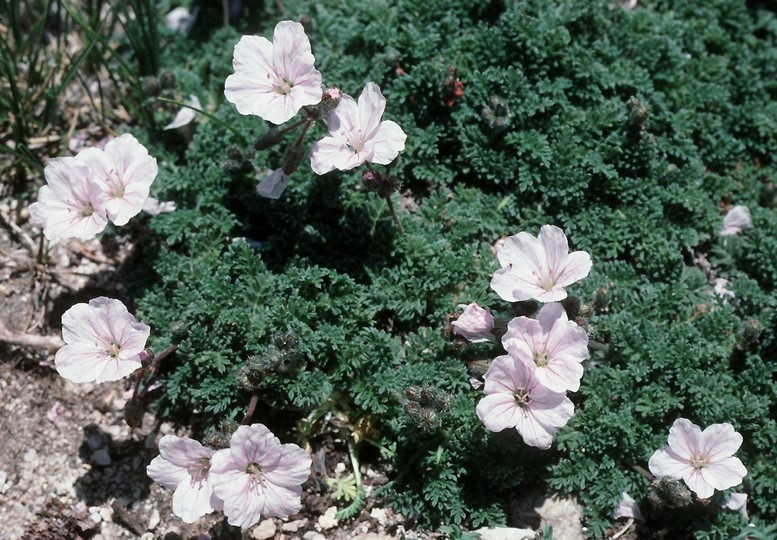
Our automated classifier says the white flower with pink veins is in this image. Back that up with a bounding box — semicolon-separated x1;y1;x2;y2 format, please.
55;297;150;383
210;424;312;528
78;133;158;226
648;418;747;499
309;82;407;174
502;302;589;393
490;225;592;303
224;21;323;125
476;356;574;449
28;156;109;241
147;435;223;523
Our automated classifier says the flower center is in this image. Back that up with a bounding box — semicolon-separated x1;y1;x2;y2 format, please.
246;461;263;476
188;457;211;482
106;169;125;198
105;342;122;358
514;389;531;409
534;352;549;367
274;78;294;95
539;277;555;292
690;454;708;470
81;202;95;218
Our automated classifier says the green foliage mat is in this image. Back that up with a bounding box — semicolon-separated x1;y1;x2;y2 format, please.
127;0;777;537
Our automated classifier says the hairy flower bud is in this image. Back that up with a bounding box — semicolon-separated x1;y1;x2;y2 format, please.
647;476;693;509
124;398;145;428
159;70;177;89
739;318;763;348
254;128;284;151
282;143;305;175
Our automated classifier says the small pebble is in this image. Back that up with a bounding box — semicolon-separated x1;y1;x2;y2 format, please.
251;518;276;539
93;449;112;466
147;508;160;530
317;506;338;530
282;518;307;532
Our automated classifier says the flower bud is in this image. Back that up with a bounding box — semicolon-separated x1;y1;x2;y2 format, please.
138;348;154;366
739;319;762;348
592;285;611;312
282;143;305;175
170;321;189;342
141;76;160;96
254;128;284;151
159;70;177;89
124;398;144;428
647;476;692;509
319;87;342;115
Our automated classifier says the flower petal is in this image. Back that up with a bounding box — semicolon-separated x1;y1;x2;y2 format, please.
476;393;520;432
699;423;742;462
666;418;702;460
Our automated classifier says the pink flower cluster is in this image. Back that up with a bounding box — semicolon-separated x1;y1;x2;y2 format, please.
147;424;312;527
29;134;172;241
224;21;406;199
459;226;592;449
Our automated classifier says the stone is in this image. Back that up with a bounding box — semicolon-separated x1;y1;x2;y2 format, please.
475;528;535;540
251;518;276;539
93;449;112;466
281;518;307;532
317;506;338;530
147;508;160;530
536;495;584;540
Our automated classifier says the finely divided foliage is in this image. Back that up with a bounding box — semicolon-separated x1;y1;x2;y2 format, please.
30;0;777;537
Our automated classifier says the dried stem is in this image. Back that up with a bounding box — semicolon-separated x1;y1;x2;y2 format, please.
0;320;63;352
241;394;259;424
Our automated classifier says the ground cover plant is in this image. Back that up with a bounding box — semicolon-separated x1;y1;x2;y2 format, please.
3;0;777;538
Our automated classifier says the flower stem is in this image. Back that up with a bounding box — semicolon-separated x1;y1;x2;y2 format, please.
241;394;259;424
383;194;405;235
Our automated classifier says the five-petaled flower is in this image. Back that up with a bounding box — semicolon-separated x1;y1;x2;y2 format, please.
78;133;159;226
490;225;592;303
225;21;323;125
55;297;150;383
502;302;588;393
648;418;747;499
146;435;223;523
209;423;312;528
452;302;495;343
309;82;407;174
720;205;752;236
28;156;109;241
476;356;574;449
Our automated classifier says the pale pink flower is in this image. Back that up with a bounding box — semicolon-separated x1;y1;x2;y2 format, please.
476;356;574;449
256;168;290;199
163;95;202;130
712;278;735;300
724;492;748;515
613;492;642;521
209;424;312;528
28;157;109;241
78;134;158;226
490;225;592;303
452;302;495;343
147;435;223;523
502;302;588;393
309;82;407;175
142;197;177;215
648;418;747;499
224;21;323;125
55;297;150;383
720;205;752;236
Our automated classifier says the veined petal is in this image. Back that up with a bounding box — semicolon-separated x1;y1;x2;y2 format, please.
701;457;747;491
555;250;593;288
476;393;520;432
257;169;290;199
364;120;406;165
172;476;217;522
539;225;570;277
309;136;364;174
648;447;690;479
667;418;702;460
358;82;387;141
326;94;360;147
146;454;188;491
514;409;555;449
482;355;521;394
272;21;317;83
491;266;545;302
684;468;714;499
699;423;742;462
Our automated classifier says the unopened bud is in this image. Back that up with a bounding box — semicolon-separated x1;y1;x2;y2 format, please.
363;170;381;192
647;476;692;508
124;398;144;428
561;296;581;319
141;76;161;96
282;143;305;175
159;70;177;89
139;349;154;366
319;87;342;115
235;366;258;391
254;128;284;151
592;285;611;312
739;319;762;347
170;321;189;342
